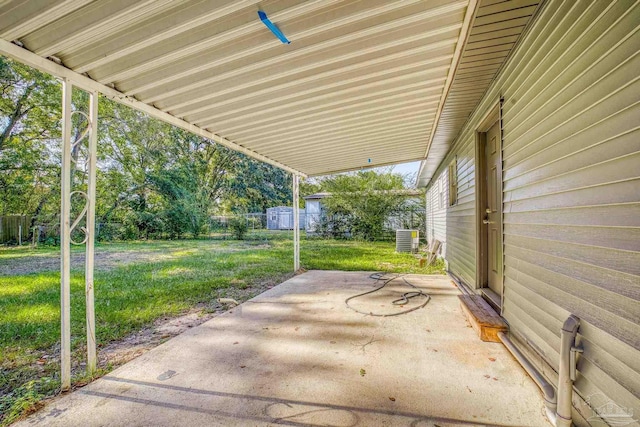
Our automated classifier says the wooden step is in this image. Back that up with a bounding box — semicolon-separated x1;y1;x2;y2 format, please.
459;295;507;343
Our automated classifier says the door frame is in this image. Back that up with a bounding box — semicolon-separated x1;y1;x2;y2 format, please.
474;98;504;311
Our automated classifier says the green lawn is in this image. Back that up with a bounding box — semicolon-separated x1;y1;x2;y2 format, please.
0;232;444;425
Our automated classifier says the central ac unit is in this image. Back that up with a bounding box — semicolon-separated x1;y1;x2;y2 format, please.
396;229;419;253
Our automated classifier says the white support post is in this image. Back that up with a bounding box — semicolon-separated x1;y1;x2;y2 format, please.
60;79;72;391
85;91;98;374
293;174;300;271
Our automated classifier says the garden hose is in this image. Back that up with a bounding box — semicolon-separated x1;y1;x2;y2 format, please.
345;272;431;317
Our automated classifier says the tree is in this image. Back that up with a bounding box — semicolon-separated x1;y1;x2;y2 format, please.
0;57;302;241
318;170;413;240
97;99;171;238
98;97;294;238
223;154;292;214
299;177;322;208
161;129;238;236
0;56;61;220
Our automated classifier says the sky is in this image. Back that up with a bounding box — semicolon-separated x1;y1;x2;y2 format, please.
311;160;422;182
387;160;421;176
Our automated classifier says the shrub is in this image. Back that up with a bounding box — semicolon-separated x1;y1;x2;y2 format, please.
229;217;248;240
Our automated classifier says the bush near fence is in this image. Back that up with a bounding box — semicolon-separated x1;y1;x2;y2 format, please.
3;207;426;245
12;215;270;245
311;209;426;241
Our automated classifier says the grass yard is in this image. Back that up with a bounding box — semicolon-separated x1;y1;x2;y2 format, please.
0;231;444;425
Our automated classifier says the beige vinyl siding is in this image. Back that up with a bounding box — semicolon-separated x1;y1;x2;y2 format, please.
424;0;640;424
499;1;640;422
425;171;448;258
445;138;477;287
427;129;478;287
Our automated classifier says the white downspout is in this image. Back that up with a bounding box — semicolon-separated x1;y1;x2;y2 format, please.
557;315;580;427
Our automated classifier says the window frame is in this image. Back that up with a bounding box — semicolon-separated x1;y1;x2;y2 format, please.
448;157;458;206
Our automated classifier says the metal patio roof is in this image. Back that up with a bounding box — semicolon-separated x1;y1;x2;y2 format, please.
0;0;538;179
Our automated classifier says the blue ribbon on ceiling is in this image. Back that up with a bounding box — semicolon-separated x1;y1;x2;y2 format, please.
258;11;291;44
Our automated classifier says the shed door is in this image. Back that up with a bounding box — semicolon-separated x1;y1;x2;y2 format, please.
484;121;503;302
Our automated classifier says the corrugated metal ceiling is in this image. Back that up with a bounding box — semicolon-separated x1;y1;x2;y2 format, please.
0;0;538;178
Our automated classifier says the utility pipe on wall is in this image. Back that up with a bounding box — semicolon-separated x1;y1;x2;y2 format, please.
498;314;581;427
498;331;557;425
557;315;580;427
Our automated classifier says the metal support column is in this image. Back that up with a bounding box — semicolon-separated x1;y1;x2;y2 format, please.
60;81;99;387
85;91;98;374
293;174;300;271
60;79;72;391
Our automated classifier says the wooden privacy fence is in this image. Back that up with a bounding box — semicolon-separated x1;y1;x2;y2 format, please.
0;215;31;244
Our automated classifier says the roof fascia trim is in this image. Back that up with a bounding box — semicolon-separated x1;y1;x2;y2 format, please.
417;0;479;180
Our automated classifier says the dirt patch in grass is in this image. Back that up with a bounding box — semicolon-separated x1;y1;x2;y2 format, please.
0;243;270;276
0;250;174;276
96;309;216;367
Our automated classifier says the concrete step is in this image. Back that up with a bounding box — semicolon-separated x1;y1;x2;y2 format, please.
459;294;507;343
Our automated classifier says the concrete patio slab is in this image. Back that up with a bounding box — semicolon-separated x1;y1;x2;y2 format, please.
17;271;551;426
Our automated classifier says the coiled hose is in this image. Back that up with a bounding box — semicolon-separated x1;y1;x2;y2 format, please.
345;272;431;317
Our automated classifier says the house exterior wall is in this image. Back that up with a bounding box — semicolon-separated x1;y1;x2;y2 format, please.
425;171;449;259
426;138;478;286
424;0;640;424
